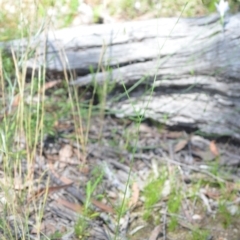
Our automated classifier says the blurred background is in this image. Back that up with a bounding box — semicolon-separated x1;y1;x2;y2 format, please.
0;0;239;41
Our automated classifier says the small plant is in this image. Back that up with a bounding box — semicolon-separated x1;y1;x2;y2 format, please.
85;169;104;212
143;167;168;220
49;230;64;239
218;202;232;228
167;186;182;231
74;217;90;240
74;167;104;238
191;228;210;240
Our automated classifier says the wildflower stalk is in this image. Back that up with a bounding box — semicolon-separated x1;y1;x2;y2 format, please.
215;0;229;31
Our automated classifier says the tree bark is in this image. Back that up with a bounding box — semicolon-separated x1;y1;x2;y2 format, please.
2;13;240;140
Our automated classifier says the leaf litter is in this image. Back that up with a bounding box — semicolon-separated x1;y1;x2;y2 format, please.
1;113;240;239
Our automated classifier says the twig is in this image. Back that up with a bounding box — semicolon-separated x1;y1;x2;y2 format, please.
159;154;226;183
198;190;212;214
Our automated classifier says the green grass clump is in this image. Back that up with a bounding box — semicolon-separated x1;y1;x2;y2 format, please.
218;202;233;228
191;228;210;240
74;167;104;238
49;230;64;239
143;167;168;220
167;186;182;231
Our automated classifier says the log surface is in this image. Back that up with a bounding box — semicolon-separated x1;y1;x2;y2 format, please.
2;13;240;140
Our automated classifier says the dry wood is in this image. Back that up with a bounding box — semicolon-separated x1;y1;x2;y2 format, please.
2;13;240;139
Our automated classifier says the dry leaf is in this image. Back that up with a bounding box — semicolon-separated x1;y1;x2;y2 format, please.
139;123;153;133
205;189;221;200
48;162;74;184
149;225;162;240
192;149;215;161
40;80;61;93
79;164;89;174
91;199;115;214
128;182;140;208
12;94;21;107
27;183;73;203
209;140;219;156
45;154;59;162
31;221;56;234
174;139;188;153
73;148;86;162
165;131;183;139
59;144;73;160
57;198;83;213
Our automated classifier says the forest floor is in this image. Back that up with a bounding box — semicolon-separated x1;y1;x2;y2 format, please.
24;114;240;239
2;99;239;239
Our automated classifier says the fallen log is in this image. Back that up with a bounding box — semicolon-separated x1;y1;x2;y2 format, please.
2;13;240;140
